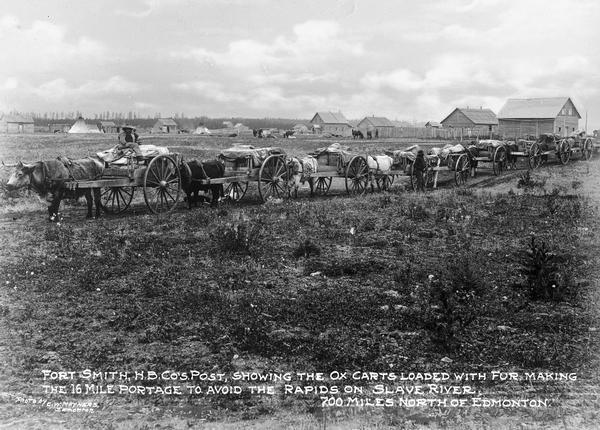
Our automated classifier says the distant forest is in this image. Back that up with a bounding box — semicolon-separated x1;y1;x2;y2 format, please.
33;116;308;130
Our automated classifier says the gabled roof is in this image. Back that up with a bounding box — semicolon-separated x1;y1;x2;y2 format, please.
425;121;442;128
1;114;34;123
441;108;498;125
359;116;395;127
498;97;581;119
311;111;350;124
155;118;178;126
99;121;116;127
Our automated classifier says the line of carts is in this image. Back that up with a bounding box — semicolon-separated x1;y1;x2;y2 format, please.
69;132;596;215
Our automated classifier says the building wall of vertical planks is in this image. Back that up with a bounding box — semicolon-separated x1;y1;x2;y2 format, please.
440;107;498;140
497;97;581;139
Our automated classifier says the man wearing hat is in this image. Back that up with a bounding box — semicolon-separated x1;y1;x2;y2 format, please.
117;125;142;156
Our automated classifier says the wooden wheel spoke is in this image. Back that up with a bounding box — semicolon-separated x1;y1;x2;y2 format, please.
273;162;285;178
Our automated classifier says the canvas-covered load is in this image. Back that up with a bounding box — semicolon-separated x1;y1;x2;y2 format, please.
219;145;285;169
468;139;502;160
311;143;355;169
429;143;465;159
475;139;504;150
386;145;421;165
427;144;466;170
96;144;170;165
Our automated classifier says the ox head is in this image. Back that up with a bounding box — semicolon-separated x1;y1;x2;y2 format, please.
6;161;39;191
287;157;303;175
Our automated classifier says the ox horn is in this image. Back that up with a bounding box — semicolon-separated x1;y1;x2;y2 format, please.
1;160;18;168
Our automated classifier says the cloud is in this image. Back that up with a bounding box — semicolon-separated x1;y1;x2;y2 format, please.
0;15;107;77
116;0;187;17
174;20;363;71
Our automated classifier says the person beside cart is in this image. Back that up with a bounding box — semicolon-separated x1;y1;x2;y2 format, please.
414;149;426;192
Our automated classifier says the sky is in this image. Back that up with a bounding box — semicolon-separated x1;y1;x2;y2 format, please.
1;0;600;129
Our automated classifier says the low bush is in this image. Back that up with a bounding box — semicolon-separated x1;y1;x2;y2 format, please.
519;236;578;301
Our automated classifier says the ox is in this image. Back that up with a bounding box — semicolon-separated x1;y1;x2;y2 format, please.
352;129;364;139
6;157;104;220
283;130;295;138
367;155;394;191
287;156;318;198
180;160;225;208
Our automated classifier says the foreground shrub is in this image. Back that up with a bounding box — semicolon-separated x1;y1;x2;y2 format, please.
517;170;546;190
519;236;577;301
209;218;265;255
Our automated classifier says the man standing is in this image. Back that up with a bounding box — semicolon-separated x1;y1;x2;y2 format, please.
414;149;426;192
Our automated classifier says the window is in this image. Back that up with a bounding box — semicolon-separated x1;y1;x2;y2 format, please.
568;108;573;115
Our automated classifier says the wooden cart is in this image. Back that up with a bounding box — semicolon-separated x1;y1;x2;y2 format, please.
202;148;289;203
468;139;511;176
64;153;183;215
305;147;370;196
511;133;593;169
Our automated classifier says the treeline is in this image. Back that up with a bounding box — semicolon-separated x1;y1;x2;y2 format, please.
34;116;309;130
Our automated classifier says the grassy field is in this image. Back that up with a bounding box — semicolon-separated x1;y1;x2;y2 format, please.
0;133;599;429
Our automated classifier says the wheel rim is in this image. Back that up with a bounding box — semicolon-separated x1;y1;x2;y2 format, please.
584;139;593;160
315;177;332;194
345;156;368;194
143;155;181;214
225;181;248;201
258;155;288;202
528;143;541;169
558;141;568;165
454;155;469;186
101;186;134;214
493;147;506;176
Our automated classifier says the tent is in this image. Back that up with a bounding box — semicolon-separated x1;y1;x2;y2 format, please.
68;117;101;134
193;126;211;135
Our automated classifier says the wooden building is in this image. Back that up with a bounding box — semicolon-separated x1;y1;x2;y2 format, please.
310;111;352;137
497;97;581;138
151;118;179;134
0;114;34;134
98;121;118;133
357;116;398;138
425;121;442;128
440;107;498;139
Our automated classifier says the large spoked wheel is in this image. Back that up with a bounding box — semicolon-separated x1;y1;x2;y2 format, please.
143;155;182;214
101;186;134;214
345;156;369;195
314;177;332;195
583;138;593;160
558;139;571;165
258;155;288;202
225;182;249;202
454;154;470;187
492;146;507;176
528;142;542;169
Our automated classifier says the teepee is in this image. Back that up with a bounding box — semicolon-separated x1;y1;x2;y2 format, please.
68;117;101;133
